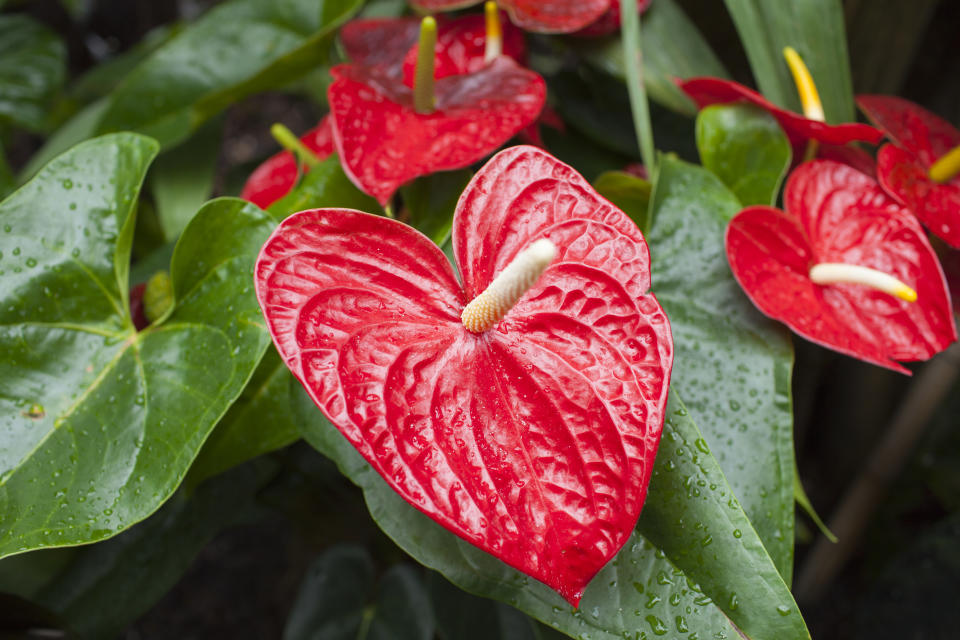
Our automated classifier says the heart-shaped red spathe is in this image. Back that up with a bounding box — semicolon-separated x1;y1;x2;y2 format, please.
328;57;546;205
858;95;960;248
254;146;674;605
726;160;955;373
410;0;611;33
679;77;883;160
240;117;335;209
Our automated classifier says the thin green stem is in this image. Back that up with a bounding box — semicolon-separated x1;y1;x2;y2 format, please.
620;0;656;175
413;17;437;114
270;123;320;167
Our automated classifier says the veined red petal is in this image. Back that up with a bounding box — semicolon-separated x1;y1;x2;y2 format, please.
328;57;545;205
857;94;960;167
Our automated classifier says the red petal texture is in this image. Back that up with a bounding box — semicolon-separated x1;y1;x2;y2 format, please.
726;160;955;373
573;0;652;37
410;0;611;33
240;117;335;209
680;77;883;159
401;12;526;87
254;147;673;605
340;17;421;70
857;96;960;248
857;94;960;167
328;57;545;205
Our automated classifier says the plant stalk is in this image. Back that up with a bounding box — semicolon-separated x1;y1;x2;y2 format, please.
620;0;656;175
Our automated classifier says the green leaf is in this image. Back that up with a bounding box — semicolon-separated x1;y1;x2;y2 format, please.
427;572;541;640
695;104;792;206
297;383;807;639
186;349;301;489
0;143;14;201
149;117;222;241
400;170;472;246
647;155;795;581
0;15;66;132
95;0;363;147
18;99;110;183
794;470;836;543
25;460;272;639
284;545;435;640
723;0;854;123
575;0;729;116
592;170;652;234
0;135;274;558
267;153;381;222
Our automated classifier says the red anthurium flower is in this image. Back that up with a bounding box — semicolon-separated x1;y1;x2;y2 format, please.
858;95;960;248
240;117;334;209
726;160;955;374
679;77;883;161
410;0;612;34
328;51;545;205
573;0;652;37
255;146;673;605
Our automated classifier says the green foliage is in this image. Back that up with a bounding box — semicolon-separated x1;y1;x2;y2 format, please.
268;153;381;222
592;170;652;234
0;14;66;132
695;104;792;206
400;170;472;246
0;134;273;558
647;156;796;580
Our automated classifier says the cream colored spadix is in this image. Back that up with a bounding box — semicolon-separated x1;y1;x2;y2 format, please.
484;1;502;63
809;263;917;302
461;239;557;333
783;46;825;122
929;144;960;184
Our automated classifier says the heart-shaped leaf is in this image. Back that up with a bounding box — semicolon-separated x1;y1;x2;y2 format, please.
0;14;66;132
647;154;796;580
95;0;364;147
695;103;792;206
297;387;809;639
328;57;546;204
0;134;274;558
726;160;956;373
256;146;672;604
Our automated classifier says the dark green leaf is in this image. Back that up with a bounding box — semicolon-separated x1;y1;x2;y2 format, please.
575;0;729;116
427;572;540;640
723;0;854;123
0;143;14;201
695;104;792;206
267;153;381;222
95;0;363;147
0;15;66;132
0;134;273;557
297;384;807;639
29;460;272;639
187;349;301;489
400;170;472;246
284;545;435;640
592;170;651;234
647;155;795;580
149;117;222;241
18;99;110;183
794;470;836;543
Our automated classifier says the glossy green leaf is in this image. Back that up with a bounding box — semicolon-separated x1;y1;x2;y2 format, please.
297;384;808;639
400;170;472;246
695;104;792;206
647;155;795;581
0;143;13;201
284;545;435;640
18;99;109;183
26;461;272;639
186;349;301;489
0;14;66;132
149;117;222;241
723;0;854;123
592;170;652;234
0;134;273;558
575;0;728;116
267;153;381;222
95;0;364;147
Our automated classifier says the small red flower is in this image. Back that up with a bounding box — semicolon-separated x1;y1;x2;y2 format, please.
726;160;955;374
858;95;960;248
679;77;883;161
239;117;334;209
255;146;673;605
410;0;612;33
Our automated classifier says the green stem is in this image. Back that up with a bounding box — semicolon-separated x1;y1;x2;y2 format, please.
620;0;656;175
413;17;437;114
270;123;320;167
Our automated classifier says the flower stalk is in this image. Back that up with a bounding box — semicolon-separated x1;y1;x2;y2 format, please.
270;123;321;167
